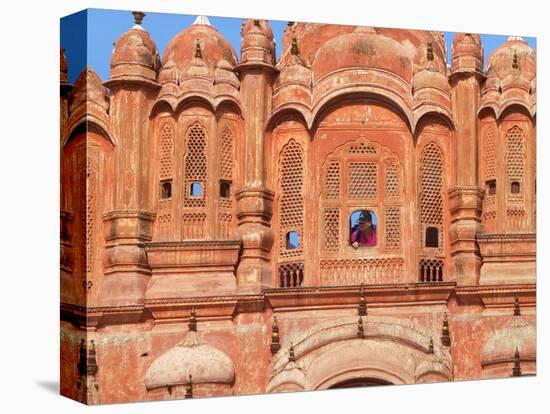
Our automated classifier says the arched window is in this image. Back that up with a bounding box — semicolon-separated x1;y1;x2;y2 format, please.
506;126;525;200
277;139;305;287
183;123;207;207
420;143;444;244
278;139;304;259
349;210;377;248
419;142;445;282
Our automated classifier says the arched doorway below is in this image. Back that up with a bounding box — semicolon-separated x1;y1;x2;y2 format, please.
328;378;392;388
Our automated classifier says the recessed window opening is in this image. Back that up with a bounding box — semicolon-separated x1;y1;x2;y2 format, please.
220;180;231;198
425;227;439;248
511;181;521;194
190;182;203;197
349;210;377;248
486;179;496;196
286;231;299;250
160;180;172;199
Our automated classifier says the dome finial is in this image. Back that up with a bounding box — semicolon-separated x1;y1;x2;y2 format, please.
291;30;299;56
512;51;519;70
185;374;193;398
288;342;296;363
441;313;451;347
358;284;367;316
132;11;145;26
270;316;281;354
193;15;212;26
512;347;522;377
194;39;202;59
427;42;434;62
357;316;365;338
88;340;98;376
514;293;521;316
188;306;197;332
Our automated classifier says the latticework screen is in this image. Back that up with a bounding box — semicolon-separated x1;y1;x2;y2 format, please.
218;126;234;214
348;162;378;199
506;126;525;181
159;123;173;180
183;123;207;208
384;161;400;198
484;125;496;181
278;139;304;259
506;126;525;206
420;143;443;227
220;126;233;181
324;161;341;199
323;207;340;251
384;207;401;250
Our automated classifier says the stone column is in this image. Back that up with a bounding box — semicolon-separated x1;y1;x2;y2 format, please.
448;34;484;286
100;80;159;306
234;20;278;291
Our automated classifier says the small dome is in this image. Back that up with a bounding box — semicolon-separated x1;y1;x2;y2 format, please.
276;55;312;88
481;317;536;365
241;19;274;50
451;33;483;74
240;19;276;65
413;68;450;94
70;66;108;113
486;37;535;80
110;12;160;83
161;17;237;77
214;59;240;88
311;31;414;83
144;331;235;390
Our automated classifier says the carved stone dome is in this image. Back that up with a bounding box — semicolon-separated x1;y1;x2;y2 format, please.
451;33;483;74
311;29;415;83
144;330;235;390
413;68;450;94
71;67;109;113
161;16;238;77
110;12;160;83
486;37;536;81
241;19;274;50
276;54;312;88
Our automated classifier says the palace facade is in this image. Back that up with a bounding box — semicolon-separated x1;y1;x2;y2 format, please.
60;12;536;404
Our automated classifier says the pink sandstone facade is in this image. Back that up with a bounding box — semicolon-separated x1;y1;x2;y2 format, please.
60;12;536;404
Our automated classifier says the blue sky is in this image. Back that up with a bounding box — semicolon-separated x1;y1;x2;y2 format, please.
61;8;536;83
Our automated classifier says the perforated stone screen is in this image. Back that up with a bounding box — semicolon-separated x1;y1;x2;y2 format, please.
184;123;207;208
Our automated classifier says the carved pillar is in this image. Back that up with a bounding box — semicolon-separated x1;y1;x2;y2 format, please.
234;19;278;291
60;49;75;303
100;82;158;305
448;34;484;285
100;15;160;305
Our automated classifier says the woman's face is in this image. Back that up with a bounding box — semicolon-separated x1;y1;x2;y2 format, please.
359;220;372;231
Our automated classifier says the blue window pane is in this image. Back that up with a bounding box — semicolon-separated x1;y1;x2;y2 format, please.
286;231;299;249
190;182;203;197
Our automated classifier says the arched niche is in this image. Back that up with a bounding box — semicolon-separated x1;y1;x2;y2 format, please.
61;127;114;306
267;316;452;392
